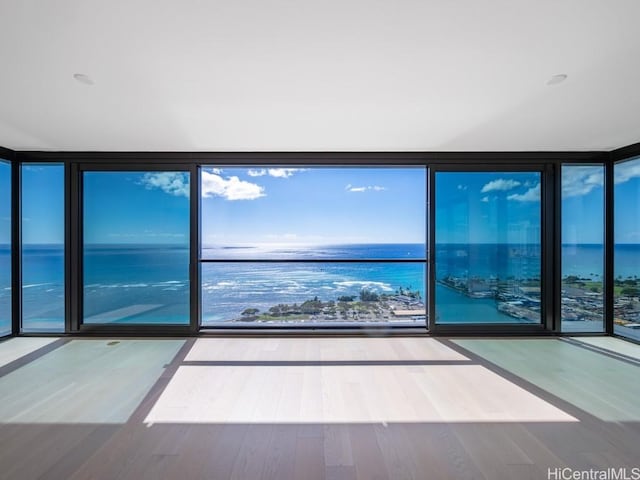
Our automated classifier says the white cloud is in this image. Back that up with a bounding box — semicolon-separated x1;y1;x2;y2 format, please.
210;168;223;174
246;168;305;178
346;184;387;193
267;168;305;178
508;183;541;202
481;196;489;203
558;160;640;198
201;170;265;201
481;178;521;193
457;185;468;191
140;172;190;197
562;166;604;197
615;160;640;184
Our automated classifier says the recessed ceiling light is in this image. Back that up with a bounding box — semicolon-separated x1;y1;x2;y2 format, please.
547;74;567;86
73;73;94;85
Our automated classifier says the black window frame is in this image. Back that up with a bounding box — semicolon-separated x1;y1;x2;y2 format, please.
198;164;429;330
18;162;66;333
610;153;640;341
0;147;14;338
558;162;607;334
70;162;200;335
3;149;620;337
428;163;551;335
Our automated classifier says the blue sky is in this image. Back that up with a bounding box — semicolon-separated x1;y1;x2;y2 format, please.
1;160;639;245
201;167;426;245
84;171;190;245
614;159;640;244
435;171;542;244
0;161;9;245
562;165;604;245
21;165;64;244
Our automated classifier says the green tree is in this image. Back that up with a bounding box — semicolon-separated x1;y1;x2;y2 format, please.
337;295;355;302
359;288;379;302
300;298;323;314
621;287;640;297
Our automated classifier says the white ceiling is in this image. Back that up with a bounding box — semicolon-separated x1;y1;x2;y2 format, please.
1;0;640;152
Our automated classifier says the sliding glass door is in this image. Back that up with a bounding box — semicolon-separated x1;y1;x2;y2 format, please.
80;168;192;328
433;169;543;326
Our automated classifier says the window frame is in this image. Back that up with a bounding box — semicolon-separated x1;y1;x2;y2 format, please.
8;150;615;337
428;163;553;335
70;163;199;335
611;155;640;341
559;163;607;333
198;164;429;329
19;163;66;333
0;154;13;337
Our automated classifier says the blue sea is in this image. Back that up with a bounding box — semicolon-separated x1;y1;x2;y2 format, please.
0;243;637;332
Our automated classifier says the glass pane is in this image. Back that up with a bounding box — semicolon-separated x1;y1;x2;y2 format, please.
561;165;604;332
435;171;542;324
200;166;427;327
21;164;65;332
614;158;640;340
83;171;190;325
201;167;426;259
202;262;426;326
0;160;10;336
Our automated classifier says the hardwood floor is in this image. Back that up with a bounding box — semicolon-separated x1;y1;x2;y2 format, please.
0;336;639;479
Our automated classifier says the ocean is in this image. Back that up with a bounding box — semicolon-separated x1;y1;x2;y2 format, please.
0;243;635;331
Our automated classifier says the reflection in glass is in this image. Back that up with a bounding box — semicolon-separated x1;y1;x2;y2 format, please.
202;262;426;326
22;164;65;332
83;172;190;325
0;160;10;335
435;172;542;324
614;158;640;341
561;165;604;332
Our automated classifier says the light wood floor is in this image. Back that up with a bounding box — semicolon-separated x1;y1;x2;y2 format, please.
0;336;639;480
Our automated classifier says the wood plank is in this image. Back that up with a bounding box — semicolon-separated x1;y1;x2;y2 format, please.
0;336;638;480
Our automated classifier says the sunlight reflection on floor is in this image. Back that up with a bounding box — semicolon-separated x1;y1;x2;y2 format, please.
145;363;578;424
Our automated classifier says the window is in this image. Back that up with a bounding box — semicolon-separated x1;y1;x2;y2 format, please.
21;164;65;332
200;166;427;326
434;171;542;324
614;158;640;340
0;160;10;336
82;171;191;325
561;164;604;332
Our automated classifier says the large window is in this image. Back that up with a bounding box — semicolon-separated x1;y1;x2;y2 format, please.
614;157;640;340
82;171;191;325
21;164;65;332
200;167;427;326
561;164;604;332
0;160;10;336
4;156;632;335
434;171;542;324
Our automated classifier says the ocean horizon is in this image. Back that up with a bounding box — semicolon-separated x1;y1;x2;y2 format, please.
0;242;632;331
